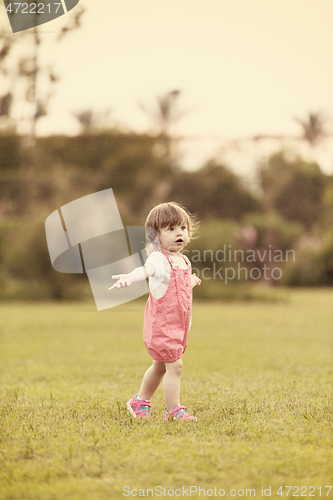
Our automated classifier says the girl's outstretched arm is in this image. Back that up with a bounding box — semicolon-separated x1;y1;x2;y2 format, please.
108;263;155;290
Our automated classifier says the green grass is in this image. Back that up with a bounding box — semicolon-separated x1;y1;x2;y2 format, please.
0;289;333;500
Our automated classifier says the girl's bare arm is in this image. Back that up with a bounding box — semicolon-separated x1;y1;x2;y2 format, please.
108;263;155;290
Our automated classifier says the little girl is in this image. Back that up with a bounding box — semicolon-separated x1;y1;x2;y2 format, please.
109;202;201;421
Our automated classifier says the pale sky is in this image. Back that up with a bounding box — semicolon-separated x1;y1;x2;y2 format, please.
2;0;333;172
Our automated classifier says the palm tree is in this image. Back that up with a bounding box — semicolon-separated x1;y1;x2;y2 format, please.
72;108;112;133
294;111;328;148
140;89;185;136
140;89;188;169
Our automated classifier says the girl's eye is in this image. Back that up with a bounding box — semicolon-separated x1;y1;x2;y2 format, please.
168;227;174;231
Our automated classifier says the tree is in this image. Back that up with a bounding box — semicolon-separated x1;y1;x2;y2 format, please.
72;108;113;133
0;3;85;139
259;151;326;230
294;111;328;148
140;89;188;170
169;160;262;220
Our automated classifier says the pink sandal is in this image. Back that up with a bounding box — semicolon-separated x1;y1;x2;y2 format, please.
165;404;197;421
127;395;153;419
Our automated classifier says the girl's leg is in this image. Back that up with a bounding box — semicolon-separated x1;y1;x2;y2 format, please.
138;360;166;400
163;358;183;408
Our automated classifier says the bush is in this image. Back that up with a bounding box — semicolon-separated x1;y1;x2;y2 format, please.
0;134;21;170
0;214;91;301
281;231;333;287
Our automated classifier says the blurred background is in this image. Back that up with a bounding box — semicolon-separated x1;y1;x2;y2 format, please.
0;0;333;302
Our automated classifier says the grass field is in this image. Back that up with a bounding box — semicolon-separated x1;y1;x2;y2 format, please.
0;289;333;500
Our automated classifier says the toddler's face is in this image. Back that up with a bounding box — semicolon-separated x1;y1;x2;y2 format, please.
158;222;189;254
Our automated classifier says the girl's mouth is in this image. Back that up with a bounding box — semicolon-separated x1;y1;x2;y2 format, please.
175;239;183;244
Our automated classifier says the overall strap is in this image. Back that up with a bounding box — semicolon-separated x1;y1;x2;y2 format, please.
162;252;174;269
181;254;191;268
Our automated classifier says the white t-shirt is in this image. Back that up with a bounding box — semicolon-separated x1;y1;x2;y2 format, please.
144;251;171;300
144;251;191;299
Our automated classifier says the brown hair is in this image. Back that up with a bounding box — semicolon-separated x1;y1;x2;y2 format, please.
145;202;199;251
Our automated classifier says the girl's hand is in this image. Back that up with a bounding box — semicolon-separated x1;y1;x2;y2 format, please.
191;273;201;288
108;274;133;290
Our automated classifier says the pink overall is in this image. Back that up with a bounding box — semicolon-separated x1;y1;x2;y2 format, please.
143;253;192;363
